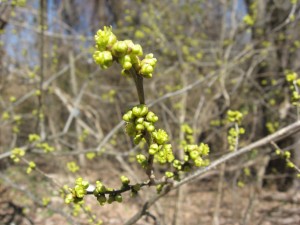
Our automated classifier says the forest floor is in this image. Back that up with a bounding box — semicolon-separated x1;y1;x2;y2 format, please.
1;159;299;225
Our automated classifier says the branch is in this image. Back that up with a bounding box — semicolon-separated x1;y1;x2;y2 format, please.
125;120;300;224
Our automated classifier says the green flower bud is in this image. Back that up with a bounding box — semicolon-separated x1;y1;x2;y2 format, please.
156;184;164;194
95;181;106;194
144;122;155;132
152;129;169;145
65;193;74;204
145;53;154;59
143;121;150;127
75;177;83;185
157;157;167;164
124;40;135;49
136;117;144;124
123;61;132;70
166;153;175;163
149;143;159;155
132;104;148;117
184;145;197;153
93;51;113;69
130;54;140;65
107;194;115;204
136;124;145;131
173;159;182;170
132;184;141;192
184;155;189;161
119;55;132;70
112;41;128;57
95;26;117;51
190;150;199;160
115;194;123;203
140;64;153;78
132;106;142;117
149;149;156;155
146;124;155;132
28;134;41;143
194;158;204;167
132;44;143;56
97;194;107;206
165;171;174;178
142;54;157;67
136;154;147;165
146;111;158;123
123;110;134;122
82;180;89;189
74;186;86;198
93;51;102;64
227;110;243;123
139;105;149;116
198;143;210;156
120;175;130;185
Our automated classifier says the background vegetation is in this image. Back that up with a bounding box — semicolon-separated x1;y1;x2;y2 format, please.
1;0;300;224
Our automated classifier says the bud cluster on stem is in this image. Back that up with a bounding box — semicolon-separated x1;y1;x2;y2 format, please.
65;26;210;207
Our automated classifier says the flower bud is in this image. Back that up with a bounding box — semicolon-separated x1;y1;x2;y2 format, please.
143;54;157;66
136;117;144;124
82;180;89;189
75;186;86;198
107;194;115;204
95;181;106;194
132;106;142;117
136;124;145;131
146;111;158;123
132;44;143;56
120;175;130;185
75;177;83;185
194;158;204;167
140;64;153;78
115;194;123;203
173;159;182;170
152;129;169;145
156;184;164;194
145;53;154;59
184;144;197;153
123;61;132;70
124;40;134;49
184;155;189;161
123;110;134;122
93;51;113;69
136;154;147;165
119;55;132;70
190;150;199;160
65;194;74;204
112;41;128;57
132;184;141;192
165;171;174;178
97;194;107;205
95;26;117;51
146;123;155;132
199;143;210;155
149;143;159;155
139;105;149;116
